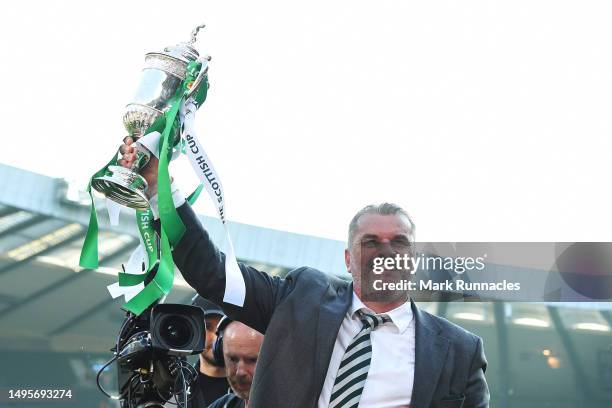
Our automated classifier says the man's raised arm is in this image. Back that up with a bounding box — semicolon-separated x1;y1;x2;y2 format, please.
119;137;292;333
172;201;293;333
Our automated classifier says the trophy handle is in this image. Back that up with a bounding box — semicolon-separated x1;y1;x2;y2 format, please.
186;56;210;100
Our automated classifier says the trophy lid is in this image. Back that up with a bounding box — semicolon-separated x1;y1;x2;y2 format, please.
145;24;206;64
142;25;207;80
147;42;200;64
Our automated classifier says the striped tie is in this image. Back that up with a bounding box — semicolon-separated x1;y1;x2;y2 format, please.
328;309;391;408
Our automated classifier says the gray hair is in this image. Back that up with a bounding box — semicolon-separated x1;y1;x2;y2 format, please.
348;203;415;246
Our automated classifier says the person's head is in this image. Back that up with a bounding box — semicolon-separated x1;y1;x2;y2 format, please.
191;296;225;367
222;321;263;401
345;203;416;302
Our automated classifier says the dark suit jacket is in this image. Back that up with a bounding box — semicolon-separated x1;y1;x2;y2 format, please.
208;393;244;408
172;203;490;408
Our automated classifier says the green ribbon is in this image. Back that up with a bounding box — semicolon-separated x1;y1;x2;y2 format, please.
119;91;183;315
117;209;157;287
120;63;208;315
122;224;174;315
79;154;118;269
79;59;209;315
135;209;158;268
187;183;204;205
117;181;202;315
119;208;170;315
156;59;207;246
157;93;186;246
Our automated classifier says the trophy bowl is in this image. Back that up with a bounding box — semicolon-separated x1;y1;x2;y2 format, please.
92;28;207;210
91;165;150;210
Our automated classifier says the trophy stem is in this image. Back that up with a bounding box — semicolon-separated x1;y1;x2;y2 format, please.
129;149;151;173
90;137;151;210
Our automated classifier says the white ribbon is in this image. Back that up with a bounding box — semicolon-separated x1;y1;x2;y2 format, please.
105;131;180;302
180;98;246;307
105;104;246;308
106;198;122;226
107;235;147;301
134;131;181;161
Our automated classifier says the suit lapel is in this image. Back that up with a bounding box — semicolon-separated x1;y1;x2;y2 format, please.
312;280;352;400
410;300;450;408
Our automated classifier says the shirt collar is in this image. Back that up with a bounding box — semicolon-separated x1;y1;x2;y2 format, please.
350;291;414;334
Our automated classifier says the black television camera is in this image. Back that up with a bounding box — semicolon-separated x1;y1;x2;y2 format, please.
97;303;206;408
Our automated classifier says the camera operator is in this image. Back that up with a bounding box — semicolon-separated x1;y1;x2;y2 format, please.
208;318;263;408
189;296;231;407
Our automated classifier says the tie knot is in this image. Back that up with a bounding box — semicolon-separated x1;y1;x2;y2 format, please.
358;309;391;330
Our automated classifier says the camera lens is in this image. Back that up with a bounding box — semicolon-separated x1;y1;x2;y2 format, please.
158;315;193;349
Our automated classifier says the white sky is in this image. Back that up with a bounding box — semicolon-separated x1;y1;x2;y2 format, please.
1;0;611;242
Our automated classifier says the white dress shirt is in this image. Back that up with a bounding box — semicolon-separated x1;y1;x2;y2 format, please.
317;292;415;407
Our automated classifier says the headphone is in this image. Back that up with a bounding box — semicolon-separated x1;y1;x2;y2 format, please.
212;316;233;366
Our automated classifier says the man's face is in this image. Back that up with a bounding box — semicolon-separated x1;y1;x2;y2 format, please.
222;322;263;400
345;212;414;300
201;314;222;367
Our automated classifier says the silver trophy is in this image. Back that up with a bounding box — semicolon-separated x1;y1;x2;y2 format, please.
91;25;210;210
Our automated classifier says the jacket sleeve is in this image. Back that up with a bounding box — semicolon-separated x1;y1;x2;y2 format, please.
463;337;490;408
171;202;294;334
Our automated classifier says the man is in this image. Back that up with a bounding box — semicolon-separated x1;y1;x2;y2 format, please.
208;319;264;408
189;296;231;407
119;138;489;407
